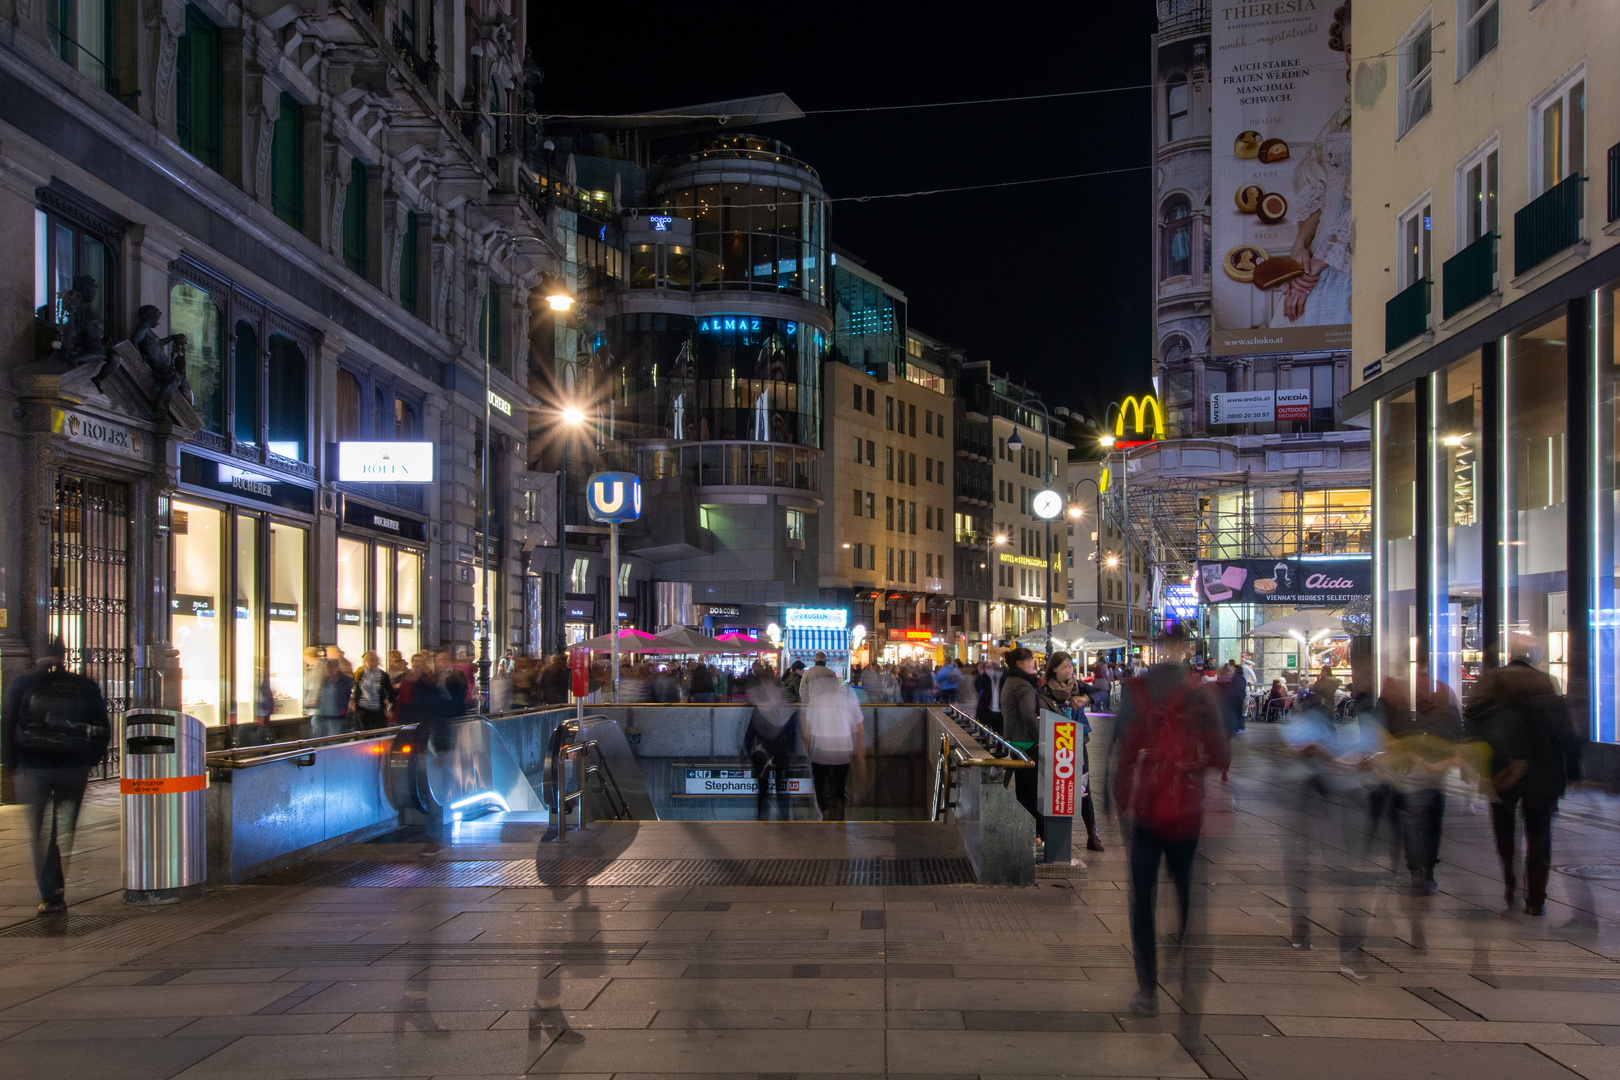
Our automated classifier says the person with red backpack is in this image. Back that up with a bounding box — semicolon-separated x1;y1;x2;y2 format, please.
1109;630;1229;1021
2;640;111;915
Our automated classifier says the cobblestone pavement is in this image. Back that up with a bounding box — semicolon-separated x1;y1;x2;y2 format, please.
2;725;1620;1078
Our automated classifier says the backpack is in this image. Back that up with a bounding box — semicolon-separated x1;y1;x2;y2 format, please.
1115;677;1206;840
16;666;110;765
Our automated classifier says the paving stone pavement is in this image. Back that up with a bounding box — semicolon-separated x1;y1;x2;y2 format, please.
1;724;1619;1078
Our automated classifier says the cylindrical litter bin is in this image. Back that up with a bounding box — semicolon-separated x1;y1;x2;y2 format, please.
121;710;207;904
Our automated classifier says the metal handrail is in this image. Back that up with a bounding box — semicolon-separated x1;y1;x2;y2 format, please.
940;705;1034;767
552;737;632;842
206;725;408;769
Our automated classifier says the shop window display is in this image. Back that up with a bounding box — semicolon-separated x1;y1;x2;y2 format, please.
1505;313;1569;691
1595;285;1619;742
1377;389;1419;696
172;501;222;724
1431;355;1485;701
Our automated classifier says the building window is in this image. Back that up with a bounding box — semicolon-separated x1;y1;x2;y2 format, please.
853;489;863;516
1458;142;1499;246
865;493;875;519
342;159;368;275
1162;198;1191;279
478;275;501;365
786;508;804;542
266;334;307;460
886;547;894;580
1397;196;1433;289
266;93;303;231
885;396;894;430
33;198;118;334
1166;75;1189;142
50;0;115;91
853;383;862;411
1456;0;1497;78
569;558;589;594
866;439;875;464
232;322;258;445
489;74;504;153
1397;13;1433;137
400;210;420;314
176;5;222;171
909;403;917;435
885;446;894;481
1533;70;1585;197
866;388;875;414
336;369;362;441
852;543;862;569
398;0;417;47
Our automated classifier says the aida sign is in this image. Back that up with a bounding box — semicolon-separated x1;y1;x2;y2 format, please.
585;472;642;522
337;442;435;483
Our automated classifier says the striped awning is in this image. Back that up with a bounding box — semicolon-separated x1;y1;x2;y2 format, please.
783;627;850;655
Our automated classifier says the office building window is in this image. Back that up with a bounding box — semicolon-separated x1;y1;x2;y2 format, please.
176;4;222;171
886;547;894;580
1458;143;1498;245
909;452;917;485
909;501;917;535
852;489;862;516
50;0;116;90
853;543;862;568
271;92;303;230
885;396;894;430
866;388;875;414
853;383;862;410
400;210;419;314
885;446;894;480
1398;196;1433;288
1533;70;1585;197
342;159;367;276
1398;14;1433;137
1166;75;1189;141
865;493;875;518
886;496;894;530
909;403;917;435
925;458;933;483
866;439;875;464
1457;0;1497;78
786;508;804;543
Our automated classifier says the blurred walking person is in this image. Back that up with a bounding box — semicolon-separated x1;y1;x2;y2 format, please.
1110;630;1229;1022
2;641;110;915
352;651;397;730
801;671;865;821
745;669;799;820
1000;647;1046;857
1466;641;1583;915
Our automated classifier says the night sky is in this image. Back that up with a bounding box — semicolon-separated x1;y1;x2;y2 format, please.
528;7;1159;421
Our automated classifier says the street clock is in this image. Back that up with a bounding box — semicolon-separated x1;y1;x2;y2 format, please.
1031;489;1064;520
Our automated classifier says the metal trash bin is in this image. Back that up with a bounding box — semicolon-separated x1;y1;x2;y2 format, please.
120;710;207;904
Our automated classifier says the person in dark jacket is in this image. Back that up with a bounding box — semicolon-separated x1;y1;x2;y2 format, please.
2;641;108;914
538;654;570;706
1000;647;1045;850
1040;651;1104;852
1465;647;1583;915
974;658;1004;733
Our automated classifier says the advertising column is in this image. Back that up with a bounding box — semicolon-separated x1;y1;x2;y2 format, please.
1211;3;1353;357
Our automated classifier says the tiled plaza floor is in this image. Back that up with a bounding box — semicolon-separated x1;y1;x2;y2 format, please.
2;723;1620;1078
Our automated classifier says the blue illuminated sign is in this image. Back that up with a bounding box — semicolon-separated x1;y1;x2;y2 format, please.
699;316;761;334
650;215;673;231
585;471;642;523
1164;583;1199;620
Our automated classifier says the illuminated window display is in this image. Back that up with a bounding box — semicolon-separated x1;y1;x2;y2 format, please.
335;535;424;661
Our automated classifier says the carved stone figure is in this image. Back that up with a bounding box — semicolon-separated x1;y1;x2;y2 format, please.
53;276;109;367
132;304;191;412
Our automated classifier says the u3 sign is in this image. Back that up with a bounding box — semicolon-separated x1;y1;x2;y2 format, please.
585;472;642;523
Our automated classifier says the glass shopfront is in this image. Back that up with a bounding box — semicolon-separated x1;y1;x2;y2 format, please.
1376;388;1419;699
1375;275;1620;744
336;537;423;662
171;500;307;725
1431;354;1485;700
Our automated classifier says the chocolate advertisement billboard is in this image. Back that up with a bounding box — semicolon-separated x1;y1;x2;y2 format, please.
1194;557;1370;605
1211;2;1353;356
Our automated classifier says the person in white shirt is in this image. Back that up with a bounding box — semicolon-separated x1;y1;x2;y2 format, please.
800;676;865;821
798;651;841;703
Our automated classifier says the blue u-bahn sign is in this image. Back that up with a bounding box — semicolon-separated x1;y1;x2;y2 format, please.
586;472;642;523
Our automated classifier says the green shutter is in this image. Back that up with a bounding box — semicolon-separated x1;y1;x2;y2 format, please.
176;5;221;172
400;210;419;315
343;159;367;276
271;92;303;230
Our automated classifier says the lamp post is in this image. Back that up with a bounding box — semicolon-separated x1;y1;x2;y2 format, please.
1006;397;1057;660
1069;477;1104;630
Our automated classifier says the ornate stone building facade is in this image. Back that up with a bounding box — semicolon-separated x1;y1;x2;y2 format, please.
0;0;566;758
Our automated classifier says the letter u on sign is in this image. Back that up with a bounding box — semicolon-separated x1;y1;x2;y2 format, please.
585;471;642;522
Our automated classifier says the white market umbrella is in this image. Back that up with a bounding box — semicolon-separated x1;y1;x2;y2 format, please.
1248;610;1347;642
651;625;734;654
1016;620;1127;652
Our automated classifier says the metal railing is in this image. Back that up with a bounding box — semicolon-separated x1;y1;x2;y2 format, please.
551;736;632;842
1441;232;1497;319
1385;277;1430;352
206;724;407;770
930;706;1032;823
1607;142;1620;225
1514;173;1586;276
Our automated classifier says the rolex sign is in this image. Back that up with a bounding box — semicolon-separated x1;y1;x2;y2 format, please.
586;472;642;523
